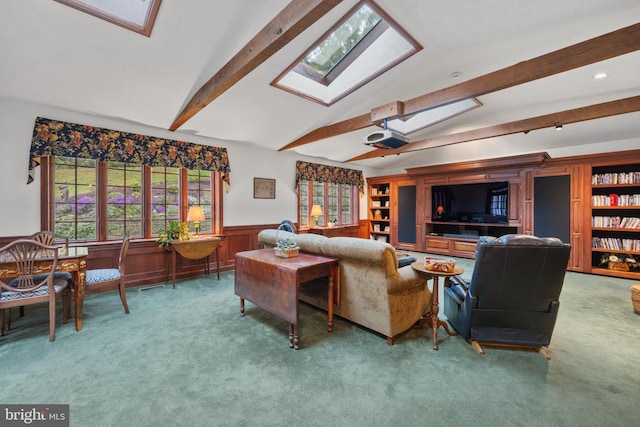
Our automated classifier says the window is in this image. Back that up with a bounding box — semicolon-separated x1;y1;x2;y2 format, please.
107;162;143;238
272;0;422;106
54;0;162;37
150;166;181;236
187;170;213;234
298;180;358;228
44;156;222;242
54;157;97;240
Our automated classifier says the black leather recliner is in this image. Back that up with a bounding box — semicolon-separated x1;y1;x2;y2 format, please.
443;234;571;358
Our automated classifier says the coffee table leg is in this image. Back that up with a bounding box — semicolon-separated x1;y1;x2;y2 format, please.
293;323;300;350
289;324;294;348
240;298;245;316
328;265;336;332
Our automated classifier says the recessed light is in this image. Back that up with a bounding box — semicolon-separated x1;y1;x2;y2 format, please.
593;73;608;80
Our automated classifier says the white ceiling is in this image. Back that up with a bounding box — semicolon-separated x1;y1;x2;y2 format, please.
1;0;639;173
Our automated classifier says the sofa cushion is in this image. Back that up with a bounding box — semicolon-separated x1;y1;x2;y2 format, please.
319;237;398;276
258;229;328;254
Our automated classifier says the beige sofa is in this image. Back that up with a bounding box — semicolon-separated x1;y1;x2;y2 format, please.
258;229;432;344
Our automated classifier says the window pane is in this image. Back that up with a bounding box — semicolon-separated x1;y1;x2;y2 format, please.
327;183;339;224
312;182;325;225
299;180;309;227
151;166;180;235
187;170;212;233
107;162;143;238
54;157;97;240
341;185;352;225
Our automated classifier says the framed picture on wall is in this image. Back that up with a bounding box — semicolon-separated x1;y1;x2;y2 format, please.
253;177;276;199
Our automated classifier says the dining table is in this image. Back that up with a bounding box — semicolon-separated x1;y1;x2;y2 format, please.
0;245;89;332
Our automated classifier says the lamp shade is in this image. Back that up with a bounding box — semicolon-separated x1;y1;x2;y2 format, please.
186;206;205;222
310;205;323;217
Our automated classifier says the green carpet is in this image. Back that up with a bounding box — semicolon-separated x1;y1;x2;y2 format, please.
1;257;639;426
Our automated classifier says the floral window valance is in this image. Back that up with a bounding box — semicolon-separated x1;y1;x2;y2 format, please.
295;160;364;193
28;117;231;188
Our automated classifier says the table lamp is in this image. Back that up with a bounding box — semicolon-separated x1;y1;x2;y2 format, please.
310;204;323;227
186;206;205;235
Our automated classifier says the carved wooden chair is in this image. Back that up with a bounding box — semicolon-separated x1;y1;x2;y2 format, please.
84;233;131;314
11;231;71;322
0;239;72;341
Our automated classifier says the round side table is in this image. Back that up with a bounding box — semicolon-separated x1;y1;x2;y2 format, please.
411;261;462;350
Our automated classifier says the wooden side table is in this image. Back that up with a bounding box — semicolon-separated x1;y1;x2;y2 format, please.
235;249;339;349
411;261;461;350
167;237;221;288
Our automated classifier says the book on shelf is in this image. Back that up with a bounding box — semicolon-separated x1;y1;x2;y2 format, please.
592;237;640;251
592;216;640;229
592;171;640;185
592;193;640;207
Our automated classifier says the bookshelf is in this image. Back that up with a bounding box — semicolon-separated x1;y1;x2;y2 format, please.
368;181;392;243
590;164;640;279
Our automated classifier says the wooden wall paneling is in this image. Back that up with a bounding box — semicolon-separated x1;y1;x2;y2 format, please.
223;224;271;266
509;181;522;224
570;164;585;271
390;179;398;247
522;170;534;234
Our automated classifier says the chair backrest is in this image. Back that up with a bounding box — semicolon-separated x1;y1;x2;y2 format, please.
0;239;58;293
118;233;131;274
470;234;571;312
279;220;297;233
30;231;69;249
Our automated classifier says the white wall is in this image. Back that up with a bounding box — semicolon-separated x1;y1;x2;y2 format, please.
0;97;377;236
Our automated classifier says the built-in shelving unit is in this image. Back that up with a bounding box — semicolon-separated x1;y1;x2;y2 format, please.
590;164;640;279
368;181;392;243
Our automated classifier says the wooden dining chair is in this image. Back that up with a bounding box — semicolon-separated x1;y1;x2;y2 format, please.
11;231;71;322
0;239;71;342
84;233;131;314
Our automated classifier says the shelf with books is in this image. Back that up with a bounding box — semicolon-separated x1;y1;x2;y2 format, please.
368;180;393;242
590;163;640;278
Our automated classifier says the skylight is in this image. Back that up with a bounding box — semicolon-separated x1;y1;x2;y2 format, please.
54;0;162;37
300;4;382;78
272;0;422;106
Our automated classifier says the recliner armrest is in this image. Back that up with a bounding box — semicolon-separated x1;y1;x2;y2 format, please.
450;275;469;290
444;286;463;305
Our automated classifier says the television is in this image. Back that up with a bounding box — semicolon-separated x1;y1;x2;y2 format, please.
432;182;509;224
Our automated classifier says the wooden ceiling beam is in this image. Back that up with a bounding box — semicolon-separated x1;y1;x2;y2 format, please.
169;0;344;131
278;113;377;151
282;22;640;149
347;96;640;162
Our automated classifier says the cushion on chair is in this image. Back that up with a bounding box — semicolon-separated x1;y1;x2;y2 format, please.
1;281;69;301
85;268;120;284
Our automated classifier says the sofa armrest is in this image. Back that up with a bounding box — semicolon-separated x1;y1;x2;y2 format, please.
386;266;429;294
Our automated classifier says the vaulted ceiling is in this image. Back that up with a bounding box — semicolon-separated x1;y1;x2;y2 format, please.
2;0;639;173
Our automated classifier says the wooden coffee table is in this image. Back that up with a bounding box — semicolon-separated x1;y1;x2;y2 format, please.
411;261;462;350
235;249;339;349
